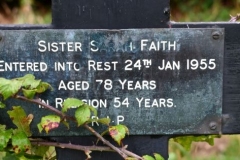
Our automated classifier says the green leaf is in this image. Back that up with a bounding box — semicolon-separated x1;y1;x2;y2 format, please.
0;125;12;150
108;124;129;145
154;153;164;160
125;157;136;160
37;124;43;133
75;106;91;126
23;154;43;160
35;82;52;93
0;124;5;131
31;145;49;158
173;135;220;151
12;131;31;154
0;151;6;159
0;101;5;108
142;155;155;160
7;106;33;136
88;105;97;116
0;78;22;100
31;146;56;160
17;74;41;89
44;146;56;160
62;98;84;113
2;152;18;160
22;89;36;99
97;118;111;125
37;115;60;133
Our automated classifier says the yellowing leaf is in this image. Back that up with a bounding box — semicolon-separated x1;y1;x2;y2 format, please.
0;78;22;100
62;98;84;113
75;106;91;126
12;131;31;154
37;115;60;133
109;125;129;145
7;106;33;136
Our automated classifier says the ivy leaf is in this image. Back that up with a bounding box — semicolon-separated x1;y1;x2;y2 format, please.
173;135;220;151
35;82;52;93
109;125;129;145
0;125;13;150
97;118;111;125
88;105;97;116
7;106;33;136
154;153;164;160
62;98;84;113
12;131;31;154
0;101;5;108
37;115;60;133
22;153;43;159
2;152;19;160
142;155;155;160
75;106;91;126
0;152;6;159
0;78;22;100
17;74;41;89
22;89;37;99
31;145;49;158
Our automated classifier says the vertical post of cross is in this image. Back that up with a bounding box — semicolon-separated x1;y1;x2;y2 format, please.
51;0;170;159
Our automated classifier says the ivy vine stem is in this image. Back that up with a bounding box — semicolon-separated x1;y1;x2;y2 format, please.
30;140;113;152
31;140;143;160
84;124;128;159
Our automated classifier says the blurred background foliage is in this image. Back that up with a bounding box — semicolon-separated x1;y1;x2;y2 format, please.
0;0;51;24
169;135;240;160
0;0;239;24
171;0;240;22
